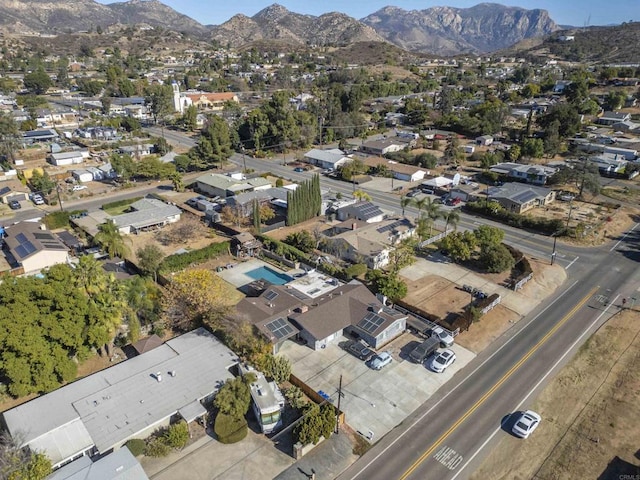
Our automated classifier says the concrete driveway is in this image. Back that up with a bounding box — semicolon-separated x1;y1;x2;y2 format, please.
280;333;475;443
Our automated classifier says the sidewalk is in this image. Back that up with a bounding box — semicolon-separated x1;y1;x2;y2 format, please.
274;432;358;480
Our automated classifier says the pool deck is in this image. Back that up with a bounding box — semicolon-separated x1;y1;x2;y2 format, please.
217;258;301;288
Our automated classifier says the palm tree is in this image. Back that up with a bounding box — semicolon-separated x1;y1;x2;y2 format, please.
400;196;412;217
353;189;371;202
423;198;442;237
94;220;131;259
412;197;428;217
443;210;460;234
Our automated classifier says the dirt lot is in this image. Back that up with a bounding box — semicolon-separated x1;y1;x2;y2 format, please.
471;308;640;480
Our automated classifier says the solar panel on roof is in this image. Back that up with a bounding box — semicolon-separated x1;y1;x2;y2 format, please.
264;290;279;301
33;232;54;240
15;233;29;243
358;312;385;334
377;219;406;234
265;317;295;339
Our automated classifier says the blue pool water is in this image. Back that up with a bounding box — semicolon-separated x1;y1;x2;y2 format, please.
245;266;293;285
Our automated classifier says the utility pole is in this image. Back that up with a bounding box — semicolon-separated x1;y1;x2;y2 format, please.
55;183;64;212
241;146;247;173
551;233;558;265
336;374;343;434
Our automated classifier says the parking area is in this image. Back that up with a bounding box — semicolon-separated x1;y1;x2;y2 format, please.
280;332;475;442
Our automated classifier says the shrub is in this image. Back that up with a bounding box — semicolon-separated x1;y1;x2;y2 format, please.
125;438;146;457
284;385;307;410
214;412;248;444
144;437;170;457
159;241;230;273
293;403;336;446
344;263;367;279
164;420;189;449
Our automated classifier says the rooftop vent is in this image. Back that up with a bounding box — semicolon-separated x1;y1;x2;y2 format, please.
169;370;176;377
156;372;162;382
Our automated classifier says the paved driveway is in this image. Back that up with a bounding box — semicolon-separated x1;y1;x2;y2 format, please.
280;334;475;442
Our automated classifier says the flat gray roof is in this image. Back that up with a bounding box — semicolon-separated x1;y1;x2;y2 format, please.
3;328;237;458
46;447;149;480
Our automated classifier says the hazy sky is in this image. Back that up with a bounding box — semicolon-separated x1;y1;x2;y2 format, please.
97;1;639;27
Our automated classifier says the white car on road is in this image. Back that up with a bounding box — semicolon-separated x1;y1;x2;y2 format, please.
72;185;88;191
429;349;456;373
512;410;541;439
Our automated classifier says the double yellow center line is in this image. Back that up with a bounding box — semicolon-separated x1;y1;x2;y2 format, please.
399;285;599;479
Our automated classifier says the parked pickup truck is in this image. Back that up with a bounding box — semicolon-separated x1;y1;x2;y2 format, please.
409;336;440;364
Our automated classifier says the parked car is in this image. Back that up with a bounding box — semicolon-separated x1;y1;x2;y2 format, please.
428;326;455;348
186;196;206;208
367;351;393;370
409;337;440;364
9;200;21;210
421;188;435;195
429;349;456;373
72;185;88;191
31;194;45;205
511;410;541;439
343;340;375;361
293;167;305;172
406;190;421;198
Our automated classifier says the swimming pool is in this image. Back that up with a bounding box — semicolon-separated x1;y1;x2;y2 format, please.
245;266;293;285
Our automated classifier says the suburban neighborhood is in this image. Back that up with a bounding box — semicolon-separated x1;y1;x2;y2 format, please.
0;3;640;480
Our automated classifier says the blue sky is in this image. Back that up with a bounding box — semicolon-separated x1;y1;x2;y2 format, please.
97;1;640;27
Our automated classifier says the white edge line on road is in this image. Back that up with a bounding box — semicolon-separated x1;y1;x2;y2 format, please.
565;256;579;270
610;223;639;251
449;294;620;480
348;279;581;480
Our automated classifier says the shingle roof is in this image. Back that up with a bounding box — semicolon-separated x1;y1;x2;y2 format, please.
3;223;68;260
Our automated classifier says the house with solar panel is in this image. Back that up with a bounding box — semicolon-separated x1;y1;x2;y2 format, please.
235;271;407;351
319;217;416;269
1;222;69;274
487;183;556;214
336;201;385;224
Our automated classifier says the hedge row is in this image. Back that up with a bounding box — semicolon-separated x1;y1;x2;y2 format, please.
101;197;143;211
464;202;565;235
159;241;230;274
503;243;533;288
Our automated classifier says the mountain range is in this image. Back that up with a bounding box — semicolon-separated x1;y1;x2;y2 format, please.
0;1;560;55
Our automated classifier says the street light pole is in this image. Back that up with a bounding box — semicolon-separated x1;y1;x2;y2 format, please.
551;233;558;265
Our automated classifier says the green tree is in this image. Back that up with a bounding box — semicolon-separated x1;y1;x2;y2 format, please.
213;375;255;418
353;189;371;202
400;196;412;217
474;225;504;248
0;111;19;161
365;270;407;302
260;355;291;383
443;210;460;233
284;230;315;253
189;115;233;169
23;68;52;95
163;421;189;449
603;91;627;111
479;244;515;273
388;238;416;274
294;403;336;446
521;138;544;159
154;136;172;156
440;231;477;262
136;244;165;281
94;220;131;259
144;83;174;125
182;104;198;131
28;169;56;196
538;103;581;139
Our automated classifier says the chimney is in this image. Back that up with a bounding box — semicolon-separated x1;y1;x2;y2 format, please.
156;372;162;382
299;305;309;313
352;222;357;230
169;370;176;377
